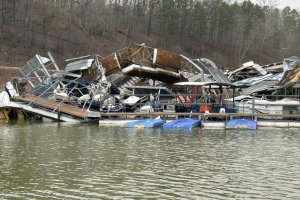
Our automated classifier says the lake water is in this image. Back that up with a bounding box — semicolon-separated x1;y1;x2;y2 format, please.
0;121;300;199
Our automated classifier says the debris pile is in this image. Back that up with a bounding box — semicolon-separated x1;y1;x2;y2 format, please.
1;43;300;122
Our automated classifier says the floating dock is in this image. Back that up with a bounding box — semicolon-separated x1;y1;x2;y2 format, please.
98;112;300;129
8;94;87;122
14;95;87;118
99;119;300;129
3;94;300;128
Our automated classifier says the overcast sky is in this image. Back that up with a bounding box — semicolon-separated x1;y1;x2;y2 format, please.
238;0;300;9
269;0;300;9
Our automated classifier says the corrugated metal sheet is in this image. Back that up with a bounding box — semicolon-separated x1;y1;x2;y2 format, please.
241;80;278;95
234;73;282;86
65;59;94;72
194;59;231;84
209;68;232;84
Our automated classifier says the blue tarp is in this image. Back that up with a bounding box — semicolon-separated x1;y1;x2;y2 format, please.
163;118;201;129
125;118;165;128
225;119;257;130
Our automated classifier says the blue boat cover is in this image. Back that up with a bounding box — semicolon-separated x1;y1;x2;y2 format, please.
163;118;201;129
225;119;257;130
125;118;165;128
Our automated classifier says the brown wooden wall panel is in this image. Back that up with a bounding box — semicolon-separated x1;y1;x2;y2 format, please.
101;53;120;74
155;49;185;71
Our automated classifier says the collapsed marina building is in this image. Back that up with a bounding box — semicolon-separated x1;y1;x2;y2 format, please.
228;57;300;96
1;43;300;128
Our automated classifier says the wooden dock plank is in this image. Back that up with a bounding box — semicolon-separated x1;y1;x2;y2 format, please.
13;95;87;118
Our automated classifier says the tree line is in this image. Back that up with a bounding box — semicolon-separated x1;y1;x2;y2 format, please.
1;0;300;68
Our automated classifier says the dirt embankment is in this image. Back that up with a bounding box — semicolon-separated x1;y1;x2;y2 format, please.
0;66;20;89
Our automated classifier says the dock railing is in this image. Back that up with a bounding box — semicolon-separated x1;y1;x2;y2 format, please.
94;93;300;121
9;80;300;122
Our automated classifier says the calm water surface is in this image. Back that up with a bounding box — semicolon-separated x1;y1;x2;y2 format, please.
0;121;300;199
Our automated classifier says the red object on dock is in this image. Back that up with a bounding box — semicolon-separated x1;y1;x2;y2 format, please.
200;104;212;113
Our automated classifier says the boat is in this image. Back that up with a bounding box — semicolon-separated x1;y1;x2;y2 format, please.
124;96;141;106
224;96;300;117
225;119;257;130
163;118;201;129
124;117;165;128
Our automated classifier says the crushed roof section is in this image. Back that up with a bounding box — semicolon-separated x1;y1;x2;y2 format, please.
278;64;300;86
241;80;278;95
234;73;282;86
194;58;231;84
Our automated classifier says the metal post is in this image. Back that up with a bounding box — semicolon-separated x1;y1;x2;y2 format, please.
35;54;50;77
107;97;109;113
184;86;187;104
33;71;42;83
139;95;141;112
196;86;199;102
285;88;287;97
175;86;178;110
233;87;235;110
99;95;102;119
219;86;222;105
57;107;61;121
47;52;60;71
252;97;255;120
208;85;211;104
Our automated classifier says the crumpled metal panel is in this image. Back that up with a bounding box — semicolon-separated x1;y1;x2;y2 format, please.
228;61;267;77
65;59;94;72
278;64;300;86
234;73;282;86
194;58;231;84
241;80;278;95
282;56;300;71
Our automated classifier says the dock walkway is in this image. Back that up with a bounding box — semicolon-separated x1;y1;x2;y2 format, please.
13;95;87;119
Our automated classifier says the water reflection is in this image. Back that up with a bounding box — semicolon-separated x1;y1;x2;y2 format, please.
0;122;300;199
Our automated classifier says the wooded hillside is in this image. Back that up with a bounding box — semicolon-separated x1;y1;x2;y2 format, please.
1;0;300;68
